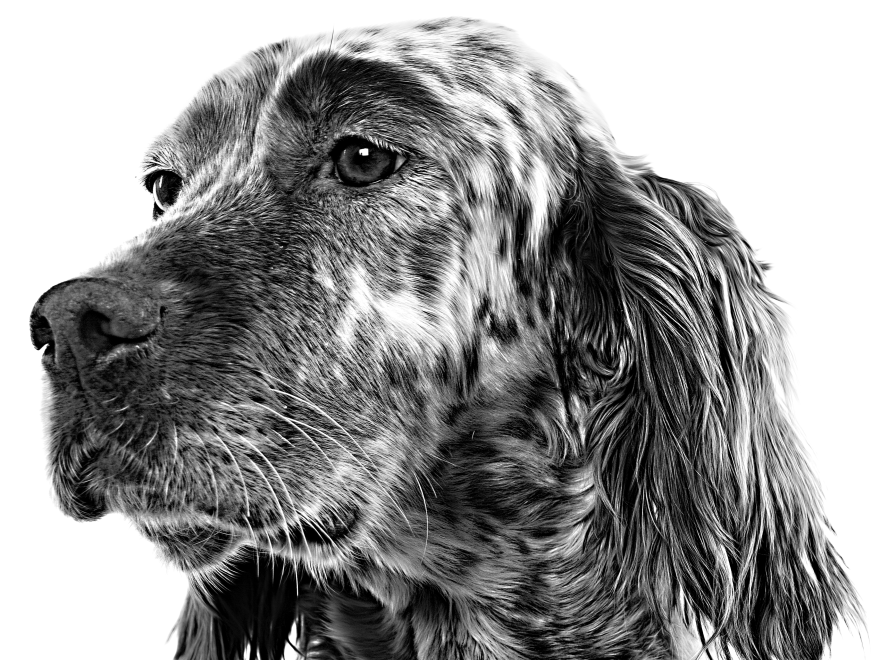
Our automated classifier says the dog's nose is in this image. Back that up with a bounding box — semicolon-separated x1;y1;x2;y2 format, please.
31;278;161;369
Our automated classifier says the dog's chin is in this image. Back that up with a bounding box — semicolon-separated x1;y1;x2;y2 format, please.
138;522;241;572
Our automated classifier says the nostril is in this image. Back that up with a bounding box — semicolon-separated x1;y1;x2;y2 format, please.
79;310;156;356
31;314;55;352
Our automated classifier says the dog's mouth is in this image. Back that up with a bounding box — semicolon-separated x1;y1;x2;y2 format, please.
139;521;239;569
136;507;358;571
48;414;361;567
291;507;359;546
63;466;359;551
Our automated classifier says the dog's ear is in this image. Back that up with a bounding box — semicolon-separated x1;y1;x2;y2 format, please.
549;141;859;659
173;556;302;660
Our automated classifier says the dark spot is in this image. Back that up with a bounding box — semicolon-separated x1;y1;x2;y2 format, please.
475;295;491;322
435;351;451;386
459;436;500;462
525;373;556;409
265;41;287;55
512;203;531;260
456;35;511;67
382;353;418;389
407;224;452;303
411;60;453;87
537;294;551;318
483;115;501;131
462;338;481;393
450;547;480;570
495;417;533;439
460;214;472;238
543;80;569;106
530;525;558;540
498;231;509;258
463;179;480;207
417;19;452;32
504;100;530;135
487;314;519;343
442;401;467;427
276;52;445;129
516;272;534;300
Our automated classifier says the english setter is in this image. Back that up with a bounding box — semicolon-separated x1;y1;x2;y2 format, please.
31;18;858;660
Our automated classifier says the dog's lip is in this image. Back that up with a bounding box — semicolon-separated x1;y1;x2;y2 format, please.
130;508;358;570
50;437;111;520
54;449;359;546
131;502;358;546
296;507;359;545
139;518;235;545
60;480;108;521
138;519;240;570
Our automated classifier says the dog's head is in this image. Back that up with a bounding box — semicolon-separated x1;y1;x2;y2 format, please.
32;18;856;660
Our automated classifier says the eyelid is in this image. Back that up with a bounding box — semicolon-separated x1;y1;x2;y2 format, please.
331;133;408;157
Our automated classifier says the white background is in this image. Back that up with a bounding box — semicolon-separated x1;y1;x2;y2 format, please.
2;1;876;658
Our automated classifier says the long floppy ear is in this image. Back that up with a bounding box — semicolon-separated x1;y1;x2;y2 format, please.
553;142;859;659
173;555;304;660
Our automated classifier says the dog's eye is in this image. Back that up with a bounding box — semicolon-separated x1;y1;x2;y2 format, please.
332;138;406;187
147;171;183;217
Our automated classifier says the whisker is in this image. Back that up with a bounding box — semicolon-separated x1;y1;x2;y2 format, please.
236;434;298;557
141;422;159;451
212;434;251;519
263;375;459;470
171;421;179;463
255;394;417;537
259;405;338;473
243;518;260;562
414;475;430;561
187;425;222;517
119;416;146;451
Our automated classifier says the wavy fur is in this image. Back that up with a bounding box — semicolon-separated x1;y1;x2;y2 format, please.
32;18;858;660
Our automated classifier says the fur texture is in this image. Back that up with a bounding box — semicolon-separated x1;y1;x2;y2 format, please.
31;18;858;660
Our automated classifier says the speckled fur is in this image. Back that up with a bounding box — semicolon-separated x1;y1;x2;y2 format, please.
34;18;858;660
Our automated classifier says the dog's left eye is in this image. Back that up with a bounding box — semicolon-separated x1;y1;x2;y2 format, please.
147;171;183;217
332;138;406;187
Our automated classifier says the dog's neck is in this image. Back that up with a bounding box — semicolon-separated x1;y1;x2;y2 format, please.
310;378;674;659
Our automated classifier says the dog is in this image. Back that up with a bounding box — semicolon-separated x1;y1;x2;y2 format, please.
31;17;858;660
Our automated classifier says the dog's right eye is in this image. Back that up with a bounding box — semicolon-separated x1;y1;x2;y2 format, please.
147;171;183;218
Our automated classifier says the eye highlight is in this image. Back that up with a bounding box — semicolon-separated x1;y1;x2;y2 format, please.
146;171;183;218
332;138;406;187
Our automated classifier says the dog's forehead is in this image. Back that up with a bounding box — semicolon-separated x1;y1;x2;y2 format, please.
279;18;611;137
150;17;610;166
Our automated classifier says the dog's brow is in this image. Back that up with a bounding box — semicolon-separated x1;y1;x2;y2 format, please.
141;142;182;178
274;51;446;129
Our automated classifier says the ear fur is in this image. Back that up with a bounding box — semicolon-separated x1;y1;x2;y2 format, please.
173;555;302;660
554;142;859;659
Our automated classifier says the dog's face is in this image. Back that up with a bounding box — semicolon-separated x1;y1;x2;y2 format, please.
32;19;592;573
32;18;857;660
